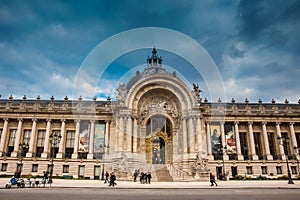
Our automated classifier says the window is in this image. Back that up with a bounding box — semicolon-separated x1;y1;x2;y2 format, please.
291;166;297;175
246;166;253;174
276;166;282;175
261;166;267;175
23;129;31;144
1;163;8;171
35;130;46;157
8;129;17;146
32;164;38;172
94;166;100;180
63;165;69;173
48;164;53;174
17;163;23;171
65;130;75;158
78;165;85;178
66;131;75;148
36;130;46;147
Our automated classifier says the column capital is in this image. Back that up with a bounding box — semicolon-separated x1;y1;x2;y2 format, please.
262;121;267;125
289;122;295;126
105;120;111;124
75;119;81;123
90;119;95;123
17;118;23;122
248;121;253;125
276;122;281;125
219;121;225;125
32;118;38;122
205;121;211;125
3;118;9;122
234;121;239;125
46;119;52;122
61;119;66;123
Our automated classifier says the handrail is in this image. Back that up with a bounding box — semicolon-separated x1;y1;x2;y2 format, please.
167;163;188;180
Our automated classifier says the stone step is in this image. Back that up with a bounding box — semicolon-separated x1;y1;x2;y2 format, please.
154;165;173;182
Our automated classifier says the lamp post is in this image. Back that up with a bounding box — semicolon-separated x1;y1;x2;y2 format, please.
277;135;294;184
18;142;29;170
294;146;300;175
49;131;62;184
101;145;109;180
221;145;227;181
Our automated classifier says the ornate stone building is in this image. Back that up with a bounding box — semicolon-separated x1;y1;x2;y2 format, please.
0;48;300;181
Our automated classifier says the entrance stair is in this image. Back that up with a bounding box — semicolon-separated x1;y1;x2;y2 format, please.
154;164;173;182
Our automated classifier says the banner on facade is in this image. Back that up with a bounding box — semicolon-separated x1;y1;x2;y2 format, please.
79;124;90;153
224;124;237;154
94;124;106;153
210;125;221;154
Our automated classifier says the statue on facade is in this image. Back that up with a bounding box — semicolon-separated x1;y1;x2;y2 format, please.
116;83;127;105
192;83;202;103
194;153;209;173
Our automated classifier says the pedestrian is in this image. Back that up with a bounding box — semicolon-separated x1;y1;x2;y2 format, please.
42;171;49;184
147;173;152;184
109;172;116;187
210;172;217;186
104;171;109;183
140;172;144;184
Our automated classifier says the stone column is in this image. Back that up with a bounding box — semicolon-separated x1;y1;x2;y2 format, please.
196;117;202;152
276;122;286;160
41;119;51;158
220;121;229;160
234;122;243;160
11;119;23;157
289;122;298;150
72;120;80;159
182;117;188;159
118;117;124;151
105;120;110;149
262;122;273;160
0;118;9;156
188;117;195;154
56;119;66;159
132;117;138;153
26;119;37;157
87;120;95;159
206;122;214;160
126;116;133;151
248;122;258;160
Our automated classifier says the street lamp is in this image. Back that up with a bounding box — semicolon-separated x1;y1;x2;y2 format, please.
277;135;294;184
49;131;62;184
101;145;109;180
293;146;300;175
221;145;227;181
18;142;29;170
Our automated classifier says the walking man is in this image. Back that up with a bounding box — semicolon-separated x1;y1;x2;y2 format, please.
210;172;217;186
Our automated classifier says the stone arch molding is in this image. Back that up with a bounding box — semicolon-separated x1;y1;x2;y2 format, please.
125;73;200;125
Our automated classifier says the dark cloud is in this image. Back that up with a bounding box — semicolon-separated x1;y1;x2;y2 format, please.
0;0;299;102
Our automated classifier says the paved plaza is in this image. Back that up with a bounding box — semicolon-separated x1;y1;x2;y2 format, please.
1;178;300;189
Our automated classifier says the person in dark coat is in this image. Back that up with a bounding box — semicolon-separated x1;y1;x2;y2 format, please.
210;172;217;186
104;171;109;183
147;173;152;184
109;172;116;187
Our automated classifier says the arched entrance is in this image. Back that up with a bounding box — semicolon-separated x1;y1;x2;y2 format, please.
145;115;172;164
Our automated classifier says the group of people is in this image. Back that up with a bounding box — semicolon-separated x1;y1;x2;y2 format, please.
132;170;152;184
104;171;116;187
105;170;217;187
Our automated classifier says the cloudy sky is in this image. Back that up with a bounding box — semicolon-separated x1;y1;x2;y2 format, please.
0;0;299;103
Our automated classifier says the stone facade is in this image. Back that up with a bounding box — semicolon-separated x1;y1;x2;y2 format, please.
0;49;300;181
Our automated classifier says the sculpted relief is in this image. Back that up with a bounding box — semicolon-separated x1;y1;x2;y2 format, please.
137;90;181;126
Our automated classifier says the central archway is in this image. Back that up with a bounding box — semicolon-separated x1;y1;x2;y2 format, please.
145;115;172;164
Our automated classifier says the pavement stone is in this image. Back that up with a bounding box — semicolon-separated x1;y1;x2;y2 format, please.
1;178;300;189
